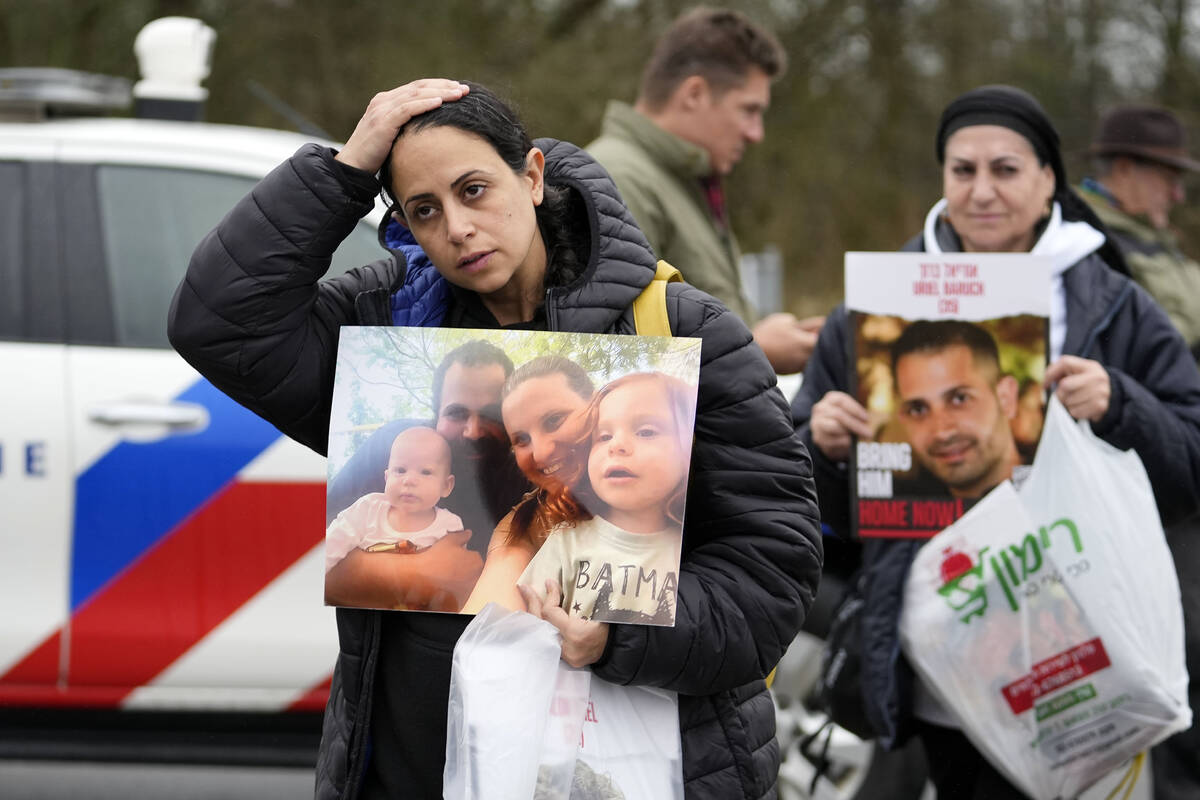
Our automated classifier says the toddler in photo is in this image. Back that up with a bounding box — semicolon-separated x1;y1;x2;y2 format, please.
325;426;463;573
519;372;695;626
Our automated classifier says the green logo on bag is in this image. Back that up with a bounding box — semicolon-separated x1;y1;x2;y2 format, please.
938;518;1083;623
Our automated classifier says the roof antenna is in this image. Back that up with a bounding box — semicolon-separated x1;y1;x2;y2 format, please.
246;79;333;140
133;17;215;121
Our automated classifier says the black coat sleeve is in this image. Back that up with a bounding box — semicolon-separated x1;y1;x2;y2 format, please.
1088;283;1200;526
592;286;824;695
167;144;397;455
791;303;854;538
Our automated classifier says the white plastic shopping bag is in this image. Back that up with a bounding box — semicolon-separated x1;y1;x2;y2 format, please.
445;603;590;800
445;603;684;800
574;677;684;800
899;396;1190;800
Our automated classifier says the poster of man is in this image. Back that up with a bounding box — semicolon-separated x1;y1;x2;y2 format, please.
846;252;1050;537
324;327;702;625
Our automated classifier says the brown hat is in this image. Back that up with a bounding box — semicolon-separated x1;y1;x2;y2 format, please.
1089;105;1200;172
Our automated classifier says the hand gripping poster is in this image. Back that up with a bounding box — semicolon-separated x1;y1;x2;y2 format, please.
324;327;701;624
845;252;1050;538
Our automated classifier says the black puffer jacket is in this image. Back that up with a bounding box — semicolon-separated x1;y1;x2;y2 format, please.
791;224;1200;749
169;140;823;799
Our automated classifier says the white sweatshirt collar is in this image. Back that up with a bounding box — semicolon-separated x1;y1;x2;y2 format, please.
920;199;1105;359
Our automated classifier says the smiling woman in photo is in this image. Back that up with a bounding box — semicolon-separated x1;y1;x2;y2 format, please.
459;354;595;615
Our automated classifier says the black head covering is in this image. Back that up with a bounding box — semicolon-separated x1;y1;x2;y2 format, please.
935;85;1067;192
933;84;1129;274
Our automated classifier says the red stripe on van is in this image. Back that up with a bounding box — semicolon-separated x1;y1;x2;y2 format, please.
0;631;63;687
65;481;324;689
0;684;129;708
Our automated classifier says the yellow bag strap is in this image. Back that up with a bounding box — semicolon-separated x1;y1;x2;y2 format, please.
630;258;794;689
632;260;683;336
1104;753;1145;800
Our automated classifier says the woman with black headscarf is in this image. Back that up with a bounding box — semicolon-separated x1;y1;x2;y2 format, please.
792;85;1200;798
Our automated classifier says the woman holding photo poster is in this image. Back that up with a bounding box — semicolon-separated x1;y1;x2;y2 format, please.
792;84;1200;798
168;79;821;799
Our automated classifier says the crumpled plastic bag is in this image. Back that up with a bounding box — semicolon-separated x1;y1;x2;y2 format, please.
445;603;683;800
444;602;588;800
570;677;683;800
899;396;1190;800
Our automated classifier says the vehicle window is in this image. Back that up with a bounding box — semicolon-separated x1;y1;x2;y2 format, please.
0;162;25;339
95;165;384;349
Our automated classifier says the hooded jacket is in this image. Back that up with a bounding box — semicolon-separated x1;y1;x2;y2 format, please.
790;203;1200;748
169;140;822;799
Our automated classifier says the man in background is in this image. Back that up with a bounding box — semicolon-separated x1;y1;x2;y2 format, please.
1079;104;1200;800
1079;105;1200;365
588;6;823;375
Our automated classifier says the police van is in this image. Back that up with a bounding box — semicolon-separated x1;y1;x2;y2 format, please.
0;18;384;762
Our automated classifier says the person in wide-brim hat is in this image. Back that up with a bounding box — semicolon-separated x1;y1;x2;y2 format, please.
1089;104;1200;172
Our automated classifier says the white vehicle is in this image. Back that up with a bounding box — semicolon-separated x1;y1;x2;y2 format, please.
0;19;385;762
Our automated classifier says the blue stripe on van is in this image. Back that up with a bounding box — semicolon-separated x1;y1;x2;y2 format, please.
69;379;283;611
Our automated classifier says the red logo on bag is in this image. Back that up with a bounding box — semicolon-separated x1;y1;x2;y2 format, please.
939;547;974;584
1000;638;1112;714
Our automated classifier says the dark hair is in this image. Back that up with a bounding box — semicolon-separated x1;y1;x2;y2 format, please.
504;354;595;403
638;7;786;111
432;339;514;417
379;81;587;288
890;320;1001;384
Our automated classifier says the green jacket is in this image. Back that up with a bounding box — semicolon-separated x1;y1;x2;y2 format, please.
1079;181;1200;362
587;100;757;324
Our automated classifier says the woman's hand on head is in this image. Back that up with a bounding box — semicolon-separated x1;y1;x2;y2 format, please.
1045;356;1111;423
810;390;872;462
336;80;470;173
517;580;609;668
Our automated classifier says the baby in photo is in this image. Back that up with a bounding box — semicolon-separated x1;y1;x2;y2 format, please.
325;426;463;572
520;372;695;626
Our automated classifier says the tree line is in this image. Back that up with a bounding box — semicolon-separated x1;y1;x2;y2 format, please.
6;0;1199;315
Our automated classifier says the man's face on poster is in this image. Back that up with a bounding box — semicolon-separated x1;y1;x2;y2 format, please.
894;343;1019;498
435;360;511;468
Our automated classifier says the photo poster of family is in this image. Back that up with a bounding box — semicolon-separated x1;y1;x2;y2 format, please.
844;251;1051;539
324;326;703;626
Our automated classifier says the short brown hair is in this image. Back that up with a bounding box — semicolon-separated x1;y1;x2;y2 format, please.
638;7;787;111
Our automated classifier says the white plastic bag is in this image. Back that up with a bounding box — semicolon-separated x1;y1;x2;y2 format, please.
445;603;589;800
573;677;684;800
899;396;1191;800
445;603;684;800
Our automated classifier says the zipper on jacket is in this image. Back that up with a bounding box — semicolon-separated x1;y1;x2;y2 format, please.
545;287;560;331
